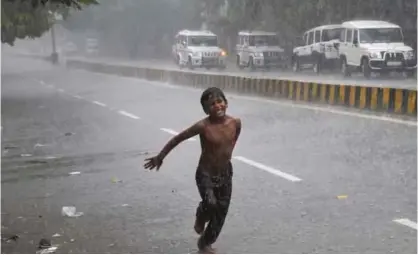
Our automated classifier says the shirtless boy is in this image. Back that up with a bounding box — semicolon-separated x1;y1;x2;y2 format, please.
144;87;242;253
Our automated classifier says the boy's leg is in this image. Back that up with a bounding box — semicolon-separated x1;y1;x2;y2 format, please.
195;172;213;234
198;179;232;249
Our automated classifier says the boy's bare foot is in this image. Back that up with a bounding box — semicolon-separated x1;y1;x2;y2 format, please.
198;245;216;254
194;217;205;234
197;236;216;254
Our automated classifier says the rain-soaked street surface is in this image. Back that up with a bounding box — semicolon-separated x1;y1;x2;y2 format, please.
1;55;417;253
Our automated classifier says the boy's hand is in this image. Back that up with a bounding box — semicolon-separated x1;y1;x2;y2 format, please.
144;155;163;171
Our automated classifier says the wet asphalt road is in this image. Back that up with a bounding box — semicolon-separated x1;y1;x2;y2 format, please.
67;56;418;90
1;55;417;253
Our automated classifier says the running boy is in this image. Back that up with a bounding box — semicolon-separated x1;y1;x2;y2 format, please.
144;87;241;253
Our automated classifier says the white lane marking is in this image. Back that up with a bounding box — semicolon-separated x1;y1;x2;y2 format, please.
393;218;417;230
72;95;83;100
57;88;65;93
159;128;196;142
92;100;107;107
233;156;302;182
118;110;140;120
77;71;416;127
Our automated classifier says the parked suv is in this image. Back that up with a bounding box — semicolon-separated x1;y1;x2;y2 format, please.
235;30;287;70
338;20;416;78
292;24;342;73
171;30;227;70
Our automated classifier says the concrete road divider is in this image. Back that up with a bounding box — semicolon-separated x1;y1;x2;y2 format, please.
66;59;417;116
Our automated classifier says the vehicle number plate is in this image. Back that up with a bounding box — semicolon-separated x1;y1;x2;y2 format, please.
387;61;402;66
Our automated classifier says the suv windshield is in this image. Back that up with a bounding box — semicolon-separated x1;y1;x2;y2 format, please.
321;28;342;41
249;35;278;46
188;36;218;46
359;28;403;43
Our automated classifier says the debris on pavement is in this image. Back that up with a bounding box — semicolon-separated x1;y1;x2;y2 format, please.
4;145;19;150
1;234;19;243
36;246;58;254
337;195;348;200
64;132;75;136
111;177;122;183
38;238;51;249
61;206;84;217
69;171;81;176
34;143;50;148
37;238;58;254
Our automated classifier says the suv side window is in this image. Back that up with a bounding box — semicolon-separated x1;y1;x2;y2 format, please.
346;29;353;43
308;31;314;45
303;33;308;45
339;29;346;42
244;35;249;45
353;29;359;43
314;30;321;43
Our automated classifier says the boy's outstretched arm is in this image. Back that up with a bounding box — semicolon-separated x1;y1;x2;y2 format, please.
144;120;204;170
159;121;203;159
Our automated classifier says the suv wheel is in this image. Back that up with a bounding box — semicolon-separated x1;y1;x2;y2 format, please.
249;57;256;71
236;55;244;70
341;57;351;77
187;56;194;70
292;57;300;72
362;57;371;78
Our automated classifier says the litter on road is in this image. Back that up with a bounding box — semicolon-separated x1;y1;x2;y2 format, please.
61;206;84;217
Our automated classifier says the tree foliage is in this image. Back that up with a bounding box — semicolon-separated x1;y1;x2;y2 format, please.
1;0;97;45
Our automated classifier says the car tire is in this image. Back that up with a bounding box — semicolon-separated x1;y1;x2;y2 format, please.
341;57;351;77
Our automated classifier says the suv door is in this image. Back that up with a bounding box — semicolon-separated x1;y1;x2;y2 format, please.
351;29;362;66
312;29;322;62
236;35;243;63
178;35;188;64
303;31;314;65
344;29;356;65
242;35;250;64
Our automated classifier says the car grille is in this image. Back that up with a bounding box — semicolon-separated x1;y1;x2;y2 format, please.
382;51;404;61
203;52;218;57
263;51;281;58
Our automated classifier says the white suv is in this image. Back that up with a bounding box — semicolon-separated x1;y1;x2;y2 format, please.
292;24;342;73
172;30;227;70
236;30;287;70
338;20;416;78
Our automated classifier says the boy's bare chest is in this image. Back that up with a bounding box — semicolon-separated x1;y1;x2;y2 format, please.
202;122;236;146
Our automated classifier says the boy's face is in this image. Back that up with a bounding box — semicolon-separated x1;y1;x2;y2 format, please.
205;95;227;117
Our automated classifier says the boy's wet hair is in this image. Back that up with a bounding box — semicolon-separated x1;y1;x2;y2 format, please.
200;87;228;114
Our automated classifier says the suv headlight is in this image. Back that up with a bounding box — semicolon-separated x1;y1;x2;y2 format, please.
404;51;415;59
369;52;382;59
254;52;263;57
